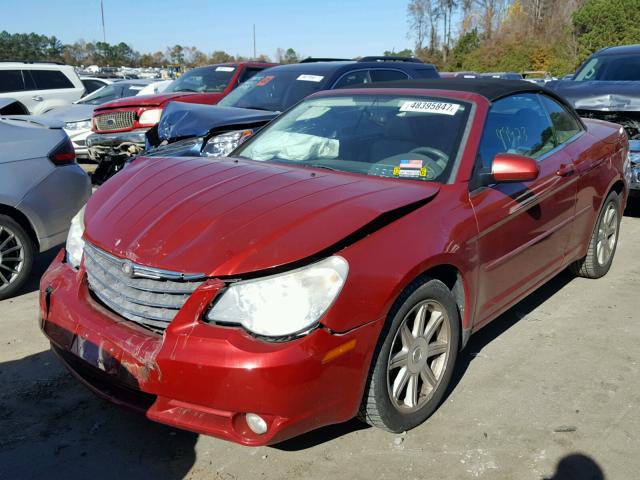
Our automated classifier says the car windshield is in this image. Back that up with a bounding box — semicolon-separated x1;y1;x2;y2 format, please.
77;83;147;105
235;94;471;184
217;70;332;112
574;54;640;81
77;85;117;105
164;66;236;93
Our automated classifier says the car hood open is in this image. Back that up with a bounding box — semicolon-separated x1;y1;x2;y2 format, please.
548;80;640;111
84;156;439;276
156;101;278;144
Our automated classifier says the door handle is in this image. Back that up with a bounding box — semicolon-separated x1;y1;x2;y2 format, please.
31;95;43;102
556;163;575;177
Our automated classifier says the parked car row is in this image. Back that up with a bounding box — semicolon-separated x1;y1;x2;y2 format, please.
88;56;440;182
0;47;635;446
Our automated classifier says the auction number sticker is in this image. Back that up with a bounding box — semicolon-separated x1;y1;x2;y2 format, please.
216;66;236;72
400;101;460;115
297;74;324;82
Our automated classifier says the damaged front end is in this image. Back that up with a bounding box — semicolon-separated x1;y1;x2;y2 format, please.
577;109;640;140
86;131;147;185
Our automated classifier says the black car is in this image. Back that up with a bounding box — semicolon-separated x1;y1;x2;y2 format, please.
547;45;640;195
145;57;439;158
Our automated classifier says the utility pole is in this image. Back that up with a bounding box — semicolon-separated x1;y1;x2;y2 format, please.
100;0;106;43
253;24;256;59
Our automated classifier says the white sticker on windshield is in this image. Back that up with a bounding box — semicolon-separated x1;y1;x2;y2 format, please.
297;74;324;82
400;101;460;115
216;66;236;72
129;86;144;90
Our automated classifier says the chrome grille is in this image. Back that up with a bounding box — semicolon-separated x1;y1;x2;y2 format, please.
84;243;205;332
94;111;136;132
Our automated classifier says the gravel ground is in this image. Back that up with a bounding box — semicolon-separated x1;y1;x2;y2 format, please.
1;205;639;480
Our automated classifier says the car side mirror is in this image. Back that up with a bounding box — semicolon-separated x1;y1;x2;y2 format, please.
477;153;539;187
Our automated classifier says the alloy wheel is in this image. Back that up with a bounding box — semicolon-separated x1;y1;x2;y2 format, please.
596;202;618;266
387;300;451;413
0;226;25;292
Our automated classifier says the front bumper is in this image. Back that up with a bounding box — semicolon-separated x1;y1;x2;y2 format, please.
39;251;379;445
86;130;148;162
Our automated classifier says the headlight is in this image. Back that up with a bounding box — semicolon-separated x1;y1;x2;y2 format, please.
206;256;348;338
138;108;163;125
66;206;86;269
64;120;92;131
201;129;254;157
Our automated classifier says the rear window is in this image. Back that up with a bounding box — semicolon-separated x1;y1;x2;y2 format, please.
0;70;25;93
369;70;409;82
30;70;74;90
413;67;440;79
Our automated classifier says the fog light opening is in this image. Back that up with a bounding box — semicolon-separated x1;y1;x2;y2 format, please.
246;413;268;435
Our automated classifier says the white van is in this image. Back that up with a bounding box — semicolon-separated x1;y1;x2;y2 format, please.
0;62;85;114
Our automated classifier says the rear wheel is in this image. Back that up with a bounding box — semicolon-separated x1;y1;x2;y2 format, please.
359;278;460;433
570;191;621;279
0;215;34;300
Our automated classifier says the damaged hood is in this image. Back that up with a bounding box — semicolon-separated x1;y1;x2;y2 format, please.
548;80;640;111
157;101;278;142
84;156;438;276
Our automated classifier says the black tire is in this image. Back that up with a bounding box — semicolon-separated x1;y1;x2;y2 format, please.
359;278;460;433
0;214;35;300
569;191;621;279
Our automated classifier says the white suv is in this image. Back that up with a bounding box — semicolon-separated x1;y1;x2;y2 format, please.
0;62;85;114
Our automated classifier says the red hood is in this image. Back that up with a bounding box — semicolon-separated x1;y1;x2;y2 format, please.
84;157;439;276
94;91;224;111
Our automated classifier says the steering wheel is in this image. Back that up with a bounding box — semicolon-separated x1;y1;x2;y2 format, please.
408;147;449;169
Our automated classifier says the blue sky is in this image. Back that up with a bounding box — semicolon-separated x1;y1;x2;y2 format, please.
3;0;414;59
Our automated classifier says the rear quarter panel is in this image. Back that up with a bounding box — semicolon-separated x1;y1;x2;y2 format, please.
564;119;628;260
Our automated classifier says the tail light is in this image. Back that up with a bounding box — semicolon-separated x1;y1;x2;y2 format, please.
49;137;76;165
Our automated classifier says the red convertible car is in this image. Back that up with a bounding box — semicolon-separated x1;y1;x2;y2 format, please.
40;79;628;445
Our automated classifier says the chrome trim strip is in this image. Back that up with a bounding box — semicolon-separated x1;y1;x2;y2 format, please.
85;242;206;281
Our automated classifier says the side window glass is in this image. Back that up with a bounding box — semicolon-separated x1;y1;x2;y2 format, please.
238;68;264;84
333;70;370;88
539;95;582;144
0;70;25;93
31;70;74;90
369;69;409;82
478;93;555;169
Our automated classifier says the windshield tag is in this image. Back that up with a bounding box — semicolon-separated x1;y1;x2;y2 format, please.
400;101;460;116
297;74;324;82
216;66;236;72
129;86;144;90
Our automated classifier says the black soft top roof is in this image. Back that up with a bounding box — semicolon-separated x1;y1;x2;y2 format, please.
349;78;563;103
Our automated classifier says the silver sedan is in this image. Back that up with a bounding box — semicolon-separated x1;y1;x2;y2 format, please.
0;115;90;299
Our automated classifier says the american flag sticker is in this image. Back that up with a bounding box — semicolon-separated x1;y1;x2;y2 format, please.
399;159;423;169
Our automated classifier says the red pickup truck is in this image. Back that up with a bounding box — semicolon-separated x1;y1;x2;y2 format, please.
86;61;275;166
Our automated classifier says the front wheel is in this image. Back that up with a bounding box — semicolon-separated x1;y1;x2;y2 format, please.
570;191;621;279
359;278;460;433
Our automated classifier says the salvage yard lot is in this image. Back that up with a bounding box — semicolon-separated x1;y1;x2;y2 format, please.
1;211;639;480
